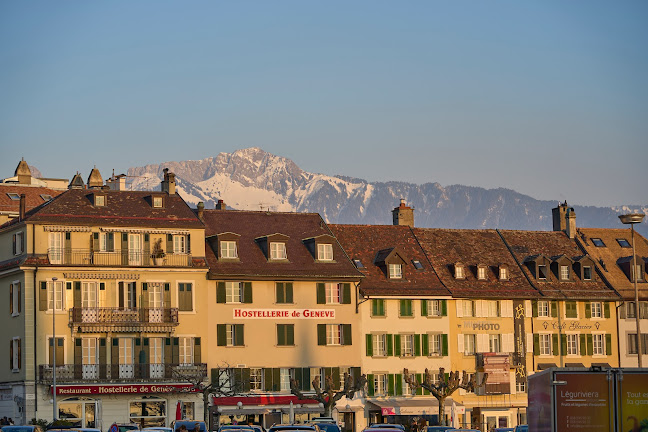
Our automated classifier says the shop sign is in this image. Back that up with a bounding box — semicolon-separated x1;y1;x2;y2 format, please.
52;383;199;396
554;372;611;432
233;308;336;319
463;321;500;331
381;407;396;416
541;321;600;330
482;353;510;395
513;300;527;388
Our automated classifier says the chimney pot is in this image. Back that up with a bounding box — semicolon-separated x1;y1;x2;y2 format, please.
197;202;205;220
216;199;226;210
19;193;26;220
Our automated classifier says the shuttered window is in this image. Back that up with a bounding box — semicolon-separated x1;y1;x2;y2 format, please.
178;283;193;311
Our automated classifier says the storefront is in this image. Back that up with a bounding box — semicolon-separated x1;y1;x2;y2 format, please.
211;396;323;430
366;399;449;430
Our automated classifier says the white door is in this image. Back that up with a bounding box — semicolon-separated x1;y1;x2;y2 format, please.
128;234;142;265
49;232;63;264
81;282;98;322
119;338;134;378
150;338;164;378
82;338;99;379
148;284;163;323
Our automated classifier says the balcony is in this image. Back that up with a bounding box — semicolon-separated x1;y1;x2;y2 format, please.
69;307;179;333
38;363;207;384
47;248;192;267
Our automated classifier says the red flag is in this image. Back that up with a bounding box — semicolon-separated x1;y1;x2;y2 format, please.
176;401;183;420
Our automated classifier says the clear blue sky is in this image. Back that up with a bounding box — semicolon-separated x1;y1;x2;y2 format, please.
1;1;647;207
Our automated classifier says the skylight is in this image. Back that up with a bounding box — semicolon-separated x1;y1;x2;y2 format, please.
591;238;606;247
412;260;424;270
616;238;631;248
40;194;53;202
353;259;365;269
7;193;20;200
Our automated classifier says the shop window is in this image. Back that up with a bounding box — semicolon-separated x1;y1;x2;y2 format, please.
129;397;167;427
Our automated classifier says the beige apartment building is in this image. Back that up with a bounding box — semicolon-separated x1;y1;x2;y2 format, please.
0;168;209;428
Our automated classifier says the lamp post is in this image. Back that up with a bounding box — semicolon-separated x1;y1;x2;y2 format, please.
619;213;646;367
51;276;58;423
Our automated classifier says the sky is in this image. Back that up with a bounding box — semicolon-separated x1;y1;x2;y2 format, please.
1;1;647;207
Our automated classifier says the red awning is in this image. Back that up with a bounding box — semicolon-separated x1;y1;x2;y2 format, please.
212;395;320;406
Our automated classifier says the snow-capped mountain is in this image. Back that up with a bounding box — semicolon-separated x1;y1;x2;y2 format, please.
126;148;648;235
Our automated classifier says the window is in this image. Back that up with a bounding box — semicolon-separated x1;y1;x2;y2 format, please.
565;301;578;319
6;193;20;200
633;264;645;282
560;265;570;280
593;334;605;355
40;194;53;201
326;324;342;345
153;196;163;208
371;299;385;317
591;302;602;318
627;302;637;319
539;334;552;356
10;281;21;316
628;334;638;354
94;195;105;206
591;238;606;247
462;300;475;317
400;334;414;357
373;334;386;356
389;264;402;279
617;238;631;248
412;260;424;270
48;337;64;366
499;267;509;280
173;235;187;254
11;337;21;371
538;265;548;280
403;373;416;395
129;397;166;428
399;299;413;317
13;232;24;255
374;374;388;396
218;324;244;346
353;259;365;269
489;334;501;353
280;368;292;392
318;244;333;261
429;334;442;356
250;368;263;391
516;380;527;393
464;334;476;355
179;337;194;365
567;334;579;355
325;283;342;304
178;283;193;311
583;266;592;281
455;265;465;279
477;266;487;280
99;232;114;252
48;280;65;311
426;300;442;317
538;301;549;317
486;301;500;317
220;241;237;259
277;324;295;346
226;282;243;303
275;282;293;304
181;402;194;421
270;242;287;260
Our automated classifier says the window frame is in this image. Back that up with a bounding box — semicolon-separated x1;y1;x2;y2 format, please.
250;368;263;391
374;374;388;396
225;282;244;304
325;283;342;304
539;334;552;356
489;334;501;353
373;334;387;357
538;301;549;317
499;266;509;280
317;243;334;261
538;265;548;280
389;263;403;279
591;302;602;319
455;264;465;279
429;333;442;356
326;324;343;346
464;334;476;355
592;333;605;356
270;242;287;260
152;196;163;208
400;334;414;357
220;241;238;259
566;333;579;356
560;265;570;281
477;266;487;280
13;232;24;256
178;282;194;312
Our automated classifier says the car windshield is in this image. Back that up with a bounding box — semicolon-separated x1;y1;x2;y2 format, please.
315;425;340;432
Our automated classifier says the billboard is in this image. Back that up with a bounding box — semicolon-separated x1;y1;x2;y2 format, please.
554;372;613;432
618;371;648;432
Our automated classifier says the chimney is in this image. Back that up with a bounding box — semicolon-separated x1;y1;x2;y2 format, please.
106;172;127;191
197;201;205;220
216;199;226;210
19;194;26;220
566;207;576;239
160;168;176;195
552;201;576;238
392;199;414;227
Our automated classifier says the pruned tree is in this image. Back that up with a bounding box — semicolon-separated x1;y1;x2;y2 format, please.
291;372;367;417
404;368;487;426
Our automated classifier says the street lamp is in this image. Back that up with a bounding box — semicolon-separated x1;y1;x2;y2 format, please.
619;213;646;367
51;276;58;423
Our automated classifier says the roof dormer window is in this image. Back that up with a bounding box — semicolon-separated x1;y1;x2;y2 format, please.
270;242;287;260
560;265;570;281
389;263;402;279
94;194;105;207
477;265;487;280
538;265;548;280
317;243;333;261
499;266;509;281
583;266;592;280
153;196;163;208
454;264;465;279
220;240;238;259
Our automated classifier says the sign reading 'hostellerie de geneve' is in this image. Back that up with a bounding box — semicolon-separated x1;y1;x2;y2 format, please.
232;308;336;319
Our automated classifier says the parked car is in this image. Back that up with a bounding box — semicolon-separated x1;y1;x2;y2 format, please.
217;427;255;432
142;428;173;432
512;427;527;432
367;426;405;431
426;427;456;432
170;421;207;432
1;427;45;432
312;424;339;432
267;425;318;432
108;424;140;432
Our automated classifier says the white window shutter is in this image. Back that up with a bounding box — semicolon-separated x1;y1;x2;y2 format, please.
503;333;514;353
475;300;483;318
457;334;464;353
456;301;464;318
526;333;533;353
525;300;532;317
510;371;516;394
504;301;514;317
477;334;488;353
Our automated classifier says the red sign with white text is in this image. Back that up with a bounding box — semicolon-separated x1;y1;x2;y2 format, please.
52;384;199;396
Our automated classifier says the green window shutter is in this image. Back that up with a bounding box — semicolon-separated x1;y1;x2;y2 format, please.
566;301;577;318
235;324;245;346
287;324;294;346
372;299;378;316
264;368;273;391
552;334;559;355
604;302;611;318
580;334;586;355
217;282;226;303
605;334;612;355
400;300;405;316
416;374;423;395
286;283;293;303
317;324;327;345
442;334;449;356
317;283;325;304
421;334;429;356
533;335;540;356
277;325;286;346
406;300;413;316
561;334;567;355
366;334;373;356
243;282;253;303
276;283;285;303
342;324;352;345
211;368;220;386
395;374;403;396
532;301;538;317
242;368;251;392
332;367;341;389
394;334;401;356
217;324;226;346
414;334;421;357
387;374;395;396
421;300;428;317
273;368;281;391
387;334;394;356
585;302;591;318
551;301;558;317
380;299;385;316
367;374;375;396
342;283;351;304
586;334;593;356
441;300;447;316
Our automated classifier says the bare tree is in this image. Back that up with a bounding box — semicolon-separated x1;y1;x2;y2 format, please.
290;372;367;417
404;368;487;426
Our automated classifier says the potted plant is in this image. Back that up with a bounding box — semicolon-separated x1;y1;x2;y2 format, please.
151;238;166;265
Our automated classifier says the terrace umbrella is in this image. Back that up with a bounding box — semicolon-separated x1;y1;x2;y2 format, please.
176;401;183;420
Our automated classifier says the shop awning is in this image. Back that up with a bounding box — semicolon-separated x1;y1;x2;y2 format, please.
537;363;557;370
367;399;440;416
565;363;585;368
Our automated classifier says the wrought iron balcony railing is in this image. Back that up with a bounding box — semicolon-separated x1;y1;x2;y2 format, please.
69;307;179;333
47;248;192;267
38;363;207;383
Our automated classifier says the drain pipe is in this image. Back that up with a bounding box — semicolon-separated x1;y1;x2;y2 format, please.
33;222;38;413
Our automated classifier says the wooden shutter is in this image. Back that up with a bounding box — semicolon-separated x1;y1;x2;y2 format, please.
276;283;285;303
166;234;173;254
579;334;586;355
164;283;171;308
421;300;428;317
99;338;107;378
604;302;611;318
9;284;13;314
395;373;403;396
264;368;273;391
532;300;538;317
387;374;395;396
141;283;149;308
552;334;559;355
551;301;558;317
585;302;591;318
415;373;423;395
17;282;21;313
118;282;124;308
605;334;612;356
217;282;226;303
121;233;128;265
243;282;253;303
342;324;352;345
561;334;567;355
278;325;286;346
317;324;327;345
164;338;172;364
586;334;593;356
73;282;81;308
143;234;150;258
533;335;540;356
317;283;325;304
286;282;293;303
92;232;99;251
342;283;351;304
64;232;71;263
367;374;375;396
414;334;421;356
394;334;401;356
287;324;294;346
194;338;201;363
422;334;430;356
112;338;119;370
235;324;245;346
172;337;179;363
441;300;447;316
442;334;448;356
40;281;48;311
187;234;191;254
217;325;226;346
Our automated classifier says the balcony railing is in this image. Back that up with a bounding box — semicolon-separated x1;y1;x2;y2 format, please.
38;363;207;383
47;248;192;267
69;307;179;332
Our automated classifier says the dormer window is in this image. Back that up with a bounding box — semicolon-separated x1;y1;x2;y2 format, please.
220;241;238;259
389;264;402;279
270;242;287;260
560;265;570;281
633;264;645;282
477;265;487;280
455;264;465;279
583;266;592;280
94;194;105;207
153;196;163;208
499;266;509;280
538;265;548;280
318;243;333;261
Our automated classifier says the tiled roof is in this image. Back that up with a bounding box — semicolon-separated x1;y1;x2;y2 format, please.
202;210;362;280
0;185;62;216
577;228;648;300
498;230;618;300
330;224;449;297
413;228;541;299
1;189;203;229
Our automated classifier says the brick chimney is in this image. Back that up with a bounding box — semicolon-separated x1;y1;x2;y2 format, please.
160;168;176;195
19;194;26;220
197;202;205;220
392;199;414;227
552;201;576;239
216;199;226;210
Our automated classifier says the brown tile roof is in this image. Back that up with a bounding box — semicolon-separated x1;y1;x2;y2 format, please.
413;228;541;299
330;224;449;297
577;228;648;300
1;189;203;230
0;185;62;216
202;210;362;280
498;230;619;300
